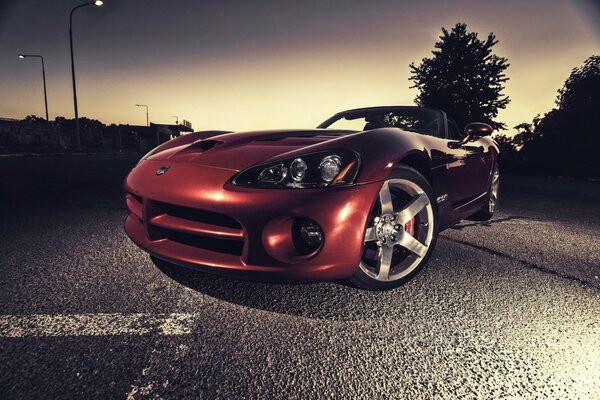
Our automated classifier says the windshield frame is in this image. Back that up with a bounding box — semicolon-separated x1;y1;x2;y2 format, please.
317;106;448;139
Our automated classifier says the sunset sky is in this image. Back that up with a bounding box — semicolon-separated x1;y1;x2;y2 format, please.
1;0;598;134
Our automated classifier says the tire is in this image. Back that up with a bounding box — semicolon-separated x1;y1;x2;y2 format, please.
349;165;439;291
468;162;500;221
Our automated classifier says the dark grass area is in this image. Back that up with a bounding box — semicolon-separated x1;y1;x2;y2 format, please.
0;153;139;197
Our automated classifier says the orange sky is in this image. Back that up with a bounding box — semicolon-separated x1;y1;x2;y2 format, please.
1;0;598;135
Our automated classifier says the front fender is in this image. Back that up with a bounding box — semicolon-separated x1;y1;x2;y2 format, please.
283;128;432;184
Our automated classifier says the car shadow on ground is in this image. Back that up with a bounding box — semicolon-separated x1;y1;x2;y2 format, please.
151;256;427;321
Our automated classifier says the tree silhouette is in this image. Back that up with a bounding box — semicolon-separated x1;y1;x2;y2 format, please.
409;23;510;131
493;133;519;164
556;55;600;113
531;56;600;176
500;55;600;177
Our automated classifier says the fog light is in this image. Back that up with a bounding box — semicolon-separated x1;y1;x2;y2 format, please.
301;220;323;246
293;218;324;254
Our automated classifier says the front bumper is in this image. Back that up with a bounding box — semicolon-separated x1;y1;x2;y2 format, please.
124;159;382;282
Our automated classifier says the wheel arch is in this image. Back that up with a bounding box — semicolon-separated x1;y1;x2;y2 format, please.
314;128;435;184
397;152;434;188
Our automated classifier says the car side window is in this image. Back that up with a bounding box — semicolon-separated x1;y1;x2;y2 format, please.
447;117;462;140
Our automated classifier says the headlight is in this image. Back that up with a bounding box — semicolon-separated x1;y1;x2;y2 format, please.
319;155;341;182
290;158;308;182
258;163;288;183
232;150;360;188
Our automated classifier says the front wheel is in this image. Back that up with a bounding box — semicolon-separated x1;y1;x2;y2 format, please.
349;165;439;291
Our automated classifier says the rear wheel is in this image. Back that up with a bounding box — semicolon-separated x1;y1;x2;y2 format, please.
350;165;439;291
468;162;500;221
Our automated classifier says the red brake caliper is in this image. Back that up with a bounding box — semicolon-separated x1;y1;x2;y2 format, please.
404;218;415;236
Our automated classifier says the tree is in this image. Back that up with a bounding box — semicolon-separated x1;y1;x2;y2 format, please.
409;23;510;131
504;55;600;177
556;55;600;113
22;115;47;124
492;133;518;164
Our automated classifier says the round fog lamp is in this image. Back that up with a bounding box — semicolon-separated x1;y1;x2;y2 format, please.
319;155;341;182
290;158;307;182
299;219;323;249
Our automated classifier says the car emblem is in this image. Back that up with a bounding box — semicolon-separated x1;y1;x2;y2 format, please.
156;165;170;176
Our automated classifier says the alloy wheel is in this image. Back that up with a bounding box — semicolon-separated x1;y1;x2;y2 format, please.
360;179;435;282
489;165;500;213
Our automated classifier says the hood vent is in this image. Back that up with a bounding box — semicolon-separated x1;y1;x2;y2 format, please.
196;140;224;151
256;134;320;142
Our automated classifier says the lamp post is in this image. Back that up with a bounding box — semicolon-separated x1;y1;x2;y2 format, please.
18;54;49;121
171;115;179;125
70;0;104;151
135;104;149;126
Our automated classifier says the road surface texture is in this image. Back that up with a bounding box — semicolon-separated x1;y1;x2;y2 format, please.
0;155;599;399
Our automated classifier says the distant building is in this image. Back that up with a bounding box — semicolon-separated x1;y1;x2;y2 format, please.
114;123;194;154
0;117;194;154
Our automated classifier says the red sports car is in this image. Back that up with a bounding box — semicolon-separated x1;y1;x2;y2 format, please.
124;106;499;290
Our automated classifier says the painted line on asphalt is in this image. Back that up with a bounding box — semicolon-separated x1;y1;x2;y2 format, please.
0;313;197;338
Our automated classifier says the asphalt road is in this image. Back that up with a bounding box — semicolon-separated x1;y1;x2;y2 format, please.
0;155;599;399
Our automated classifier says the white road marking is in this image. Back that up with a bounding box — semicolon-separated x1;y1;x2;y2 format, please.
0;313;197;337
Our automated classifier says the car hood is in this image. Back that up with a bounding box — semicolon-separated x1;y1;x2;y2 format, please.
148;129;359;171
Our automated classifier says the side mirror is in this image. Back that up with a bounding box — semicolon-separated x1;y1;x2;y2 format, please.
464;122;493;138
449;122;493;148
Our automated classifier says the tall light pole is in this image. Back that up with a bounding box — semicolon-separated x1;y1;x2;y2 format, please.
70;0;104;151
171;115;179;125
135;104;149;126
18;54;49;121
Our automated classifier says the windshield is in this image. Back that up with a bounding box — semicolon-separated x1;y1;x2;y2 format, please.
318;107;444;138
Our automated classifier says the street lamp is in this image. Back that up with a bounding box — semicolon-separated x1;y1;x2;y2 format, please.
70;0;104;151
135;104;149;126
18;54;49;121
171;115;179;125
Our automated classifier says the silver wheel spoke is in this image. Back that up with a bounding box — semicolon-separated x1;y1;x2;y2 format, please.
364;227;378;242
376;245;394;280
379;181;394;215
397;232;427;258
360;178;436;282
489;166;499;211
396;193;429;224
492;170;500;184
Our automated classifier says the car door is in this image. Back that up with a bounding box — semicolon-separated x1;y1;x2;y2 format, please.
443;117;491;207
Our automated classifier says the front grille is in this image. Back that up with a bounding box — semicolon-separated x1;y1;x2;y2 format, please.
129;192;143;204
125;192;143;222
152;227;244;256
154;201;241;229
142;199;244;257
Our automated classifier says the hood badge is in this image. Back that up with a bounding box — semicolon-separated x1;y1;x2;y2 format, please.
156;165;170;176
